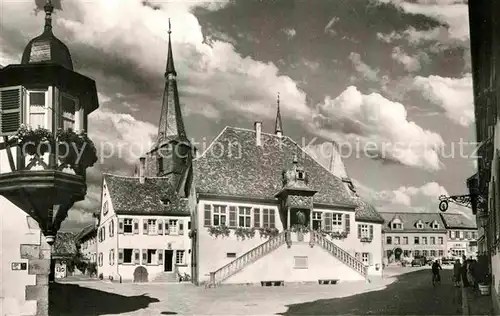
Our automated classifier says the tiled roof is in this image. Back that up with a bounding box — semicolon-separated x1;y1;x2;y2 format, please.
439;213;477;229
75;224;97;242
194;127;384;223
103;174;189;215
52;232;77;257
380;212;447;233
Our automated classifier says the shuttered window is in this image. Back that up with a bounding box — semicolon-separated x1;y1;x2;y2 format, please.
0;86;24;136
60;94;77;130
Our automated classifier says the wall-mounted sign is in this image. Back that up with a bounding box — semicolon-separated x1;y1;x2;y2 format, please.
11;262;27;271
167;243;172;249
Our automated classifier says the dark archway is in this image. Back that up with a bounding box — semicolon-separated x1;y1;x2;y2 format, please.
394;248;403;261
133;266;148;283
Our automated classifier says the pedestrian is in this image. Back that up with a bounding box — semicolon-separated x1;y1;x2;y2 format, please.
453;259;461;287
461;256;470;287
467;260;475;289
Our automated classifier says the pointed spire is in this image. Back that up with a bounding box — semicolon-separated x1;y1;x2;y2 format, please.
44;0;54;32
165;18;177;77
275;92;283;137
156;19;187;147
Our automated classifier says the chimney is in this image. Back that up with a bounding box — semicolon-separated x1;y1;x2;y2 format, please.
139;157;145;184
254;121;262;146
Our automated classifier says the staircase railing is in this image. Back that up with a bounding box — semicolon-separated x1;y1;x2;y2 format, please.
312;231;368;278
208;231;287;287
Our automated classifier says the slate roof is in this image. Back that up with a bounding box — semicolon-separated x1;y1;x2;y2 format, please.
103;174;190;216
380;212;447;233
194;127;384;223
439;213;477;229
52;232;77;257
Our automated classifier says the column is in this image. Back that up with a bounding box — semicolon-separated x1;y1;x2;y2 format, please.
20;234;51;316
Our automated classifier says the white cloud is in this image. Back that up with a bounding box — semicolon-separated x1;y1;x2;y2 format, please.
412;74;474;126
313;86;445;171
391;47;429;72
348;52;379;82
353;179;474;219
283;28;296;38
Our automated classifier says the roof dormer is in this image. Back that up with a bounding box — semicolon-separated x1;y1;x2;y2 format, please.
430;220;440;229
390;216;403;230
415;220;424;229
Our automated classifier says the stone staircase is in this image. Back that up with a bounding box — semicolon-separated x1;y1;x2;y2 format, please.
311;231;368;278
208;231;287;287
152;272;178;283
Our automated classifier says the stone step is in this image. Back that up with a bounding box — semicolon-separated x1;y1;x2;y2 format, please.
152;273;178;283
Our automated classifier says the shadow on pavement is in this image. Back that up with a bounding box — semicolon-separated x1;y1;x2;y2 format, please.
279;269;462;315
161;312;178;315
49;282;160;315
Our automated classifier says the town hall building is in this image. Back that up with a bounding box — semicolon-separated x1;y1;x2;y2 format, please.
97;25;385;286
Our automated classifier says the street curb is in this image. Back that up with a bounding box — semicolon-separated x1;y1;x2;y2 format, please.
461;284;469;316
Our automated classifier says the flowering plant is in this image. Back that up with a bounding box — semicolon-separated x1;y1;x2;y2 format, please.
16;124;54;155
234;227;256;240
207;225;230;238
259;227;279;239
56;128;98;169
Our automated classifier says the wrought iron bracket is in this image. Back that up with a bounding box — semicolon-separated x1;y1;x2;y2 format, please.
438;194;487;212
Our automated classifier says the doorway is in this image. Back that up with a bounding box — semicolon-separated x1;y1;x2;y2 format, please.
290;209;310;227
394;248;403;261
164;250;174;272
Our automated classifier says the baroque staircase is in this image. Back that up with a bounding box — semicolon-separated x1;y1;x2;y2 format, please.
208;231;287;287
311;231;368;278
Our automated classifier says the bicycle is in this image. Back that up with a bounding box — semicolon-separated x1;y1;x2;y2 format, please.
432;273;441;287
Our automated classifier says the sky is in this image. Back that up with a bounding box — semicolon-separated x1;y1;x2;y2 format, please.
0;0;476;231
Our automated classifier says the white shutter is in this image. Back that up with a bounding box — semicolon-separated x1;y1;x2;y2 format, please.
0;86;24;136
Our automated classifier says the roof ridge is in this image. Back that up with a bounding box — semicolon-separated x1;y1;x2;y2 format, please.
194;126;229;161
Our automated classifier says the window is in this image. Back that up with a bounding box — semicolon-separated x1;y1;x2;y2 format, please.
297;171;304;180
147;249;157;264
361;253;370;266
213;205;227;226
168;219;178;234
392;223;402;229
358;224;373;239
109;249;115;266
403;250;410;257
147;219;157;235
226;252;236;258
459;231;464;239
98;252;103;267
109;220;114;237
455;231;460;238
422;237;427;245
123;249;133;264
28;91;46;128
253;208;260;228
432;222;439;229
430;237;435;245
103;201;109;215
263;209;275;228
176;250;185;265
416;222;423;229
465;231;470;239
294;256;308;269
438;237;443;245
403;237;408;245
312;212;322;230
386;236;392;244
430;250;436;257
438;250;444;257
414;250;420;256
414;237;420;244
238;207;251;228
124;219;133;233
332;213;343;232
60;94;77;130
422;250;428;257
394;237;400;245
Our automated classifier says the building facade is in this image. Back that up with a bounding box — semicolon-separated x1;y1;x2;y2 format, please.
380;213;447;264
468;0;499;313
100;27;385;285
440;213;478;258
76;222;98;263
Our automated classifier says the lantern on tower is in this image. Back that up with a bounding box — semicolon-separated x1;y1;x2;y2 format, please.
0;0;99;245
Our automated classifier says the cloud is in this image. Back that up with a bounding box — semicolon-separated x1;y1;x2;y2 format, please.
391;47;429;72
283;28;296;38
313;86;445;171
353;179;474;219
412;74;474;126
348;52;379;82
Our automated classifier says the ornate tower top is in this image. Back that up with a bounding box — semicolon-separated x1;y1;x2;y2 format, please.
156;19;188;147
21;0;73;70
275;92;283;137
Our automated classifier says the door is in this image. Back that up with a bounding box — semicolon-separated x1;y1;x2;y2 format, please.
164;250;174;272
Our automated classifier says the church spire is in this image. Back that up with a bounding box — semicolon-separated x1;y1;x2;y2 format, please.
275;92;283;137
156;19;187;146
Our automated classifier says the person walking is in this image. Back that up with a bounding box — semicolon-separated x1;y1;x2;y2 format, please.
461;256;470;287
453;259;461;287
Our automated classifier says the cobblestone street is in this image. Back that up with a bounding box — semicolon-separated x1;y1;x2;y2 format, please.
49;268;463;315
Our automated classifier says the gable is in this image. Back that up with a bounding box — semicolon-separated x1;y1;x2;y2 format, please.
99;178;115;223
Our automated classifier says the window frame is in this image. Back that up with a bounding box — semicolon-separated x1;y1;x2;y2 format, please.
124;218;133;233
123;248;133;264
176;250;185;265
26;89;48;129
59;92;79;131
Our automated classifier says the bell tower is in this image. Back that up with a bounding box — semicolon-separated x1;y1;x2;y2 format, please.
153;20;194;197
